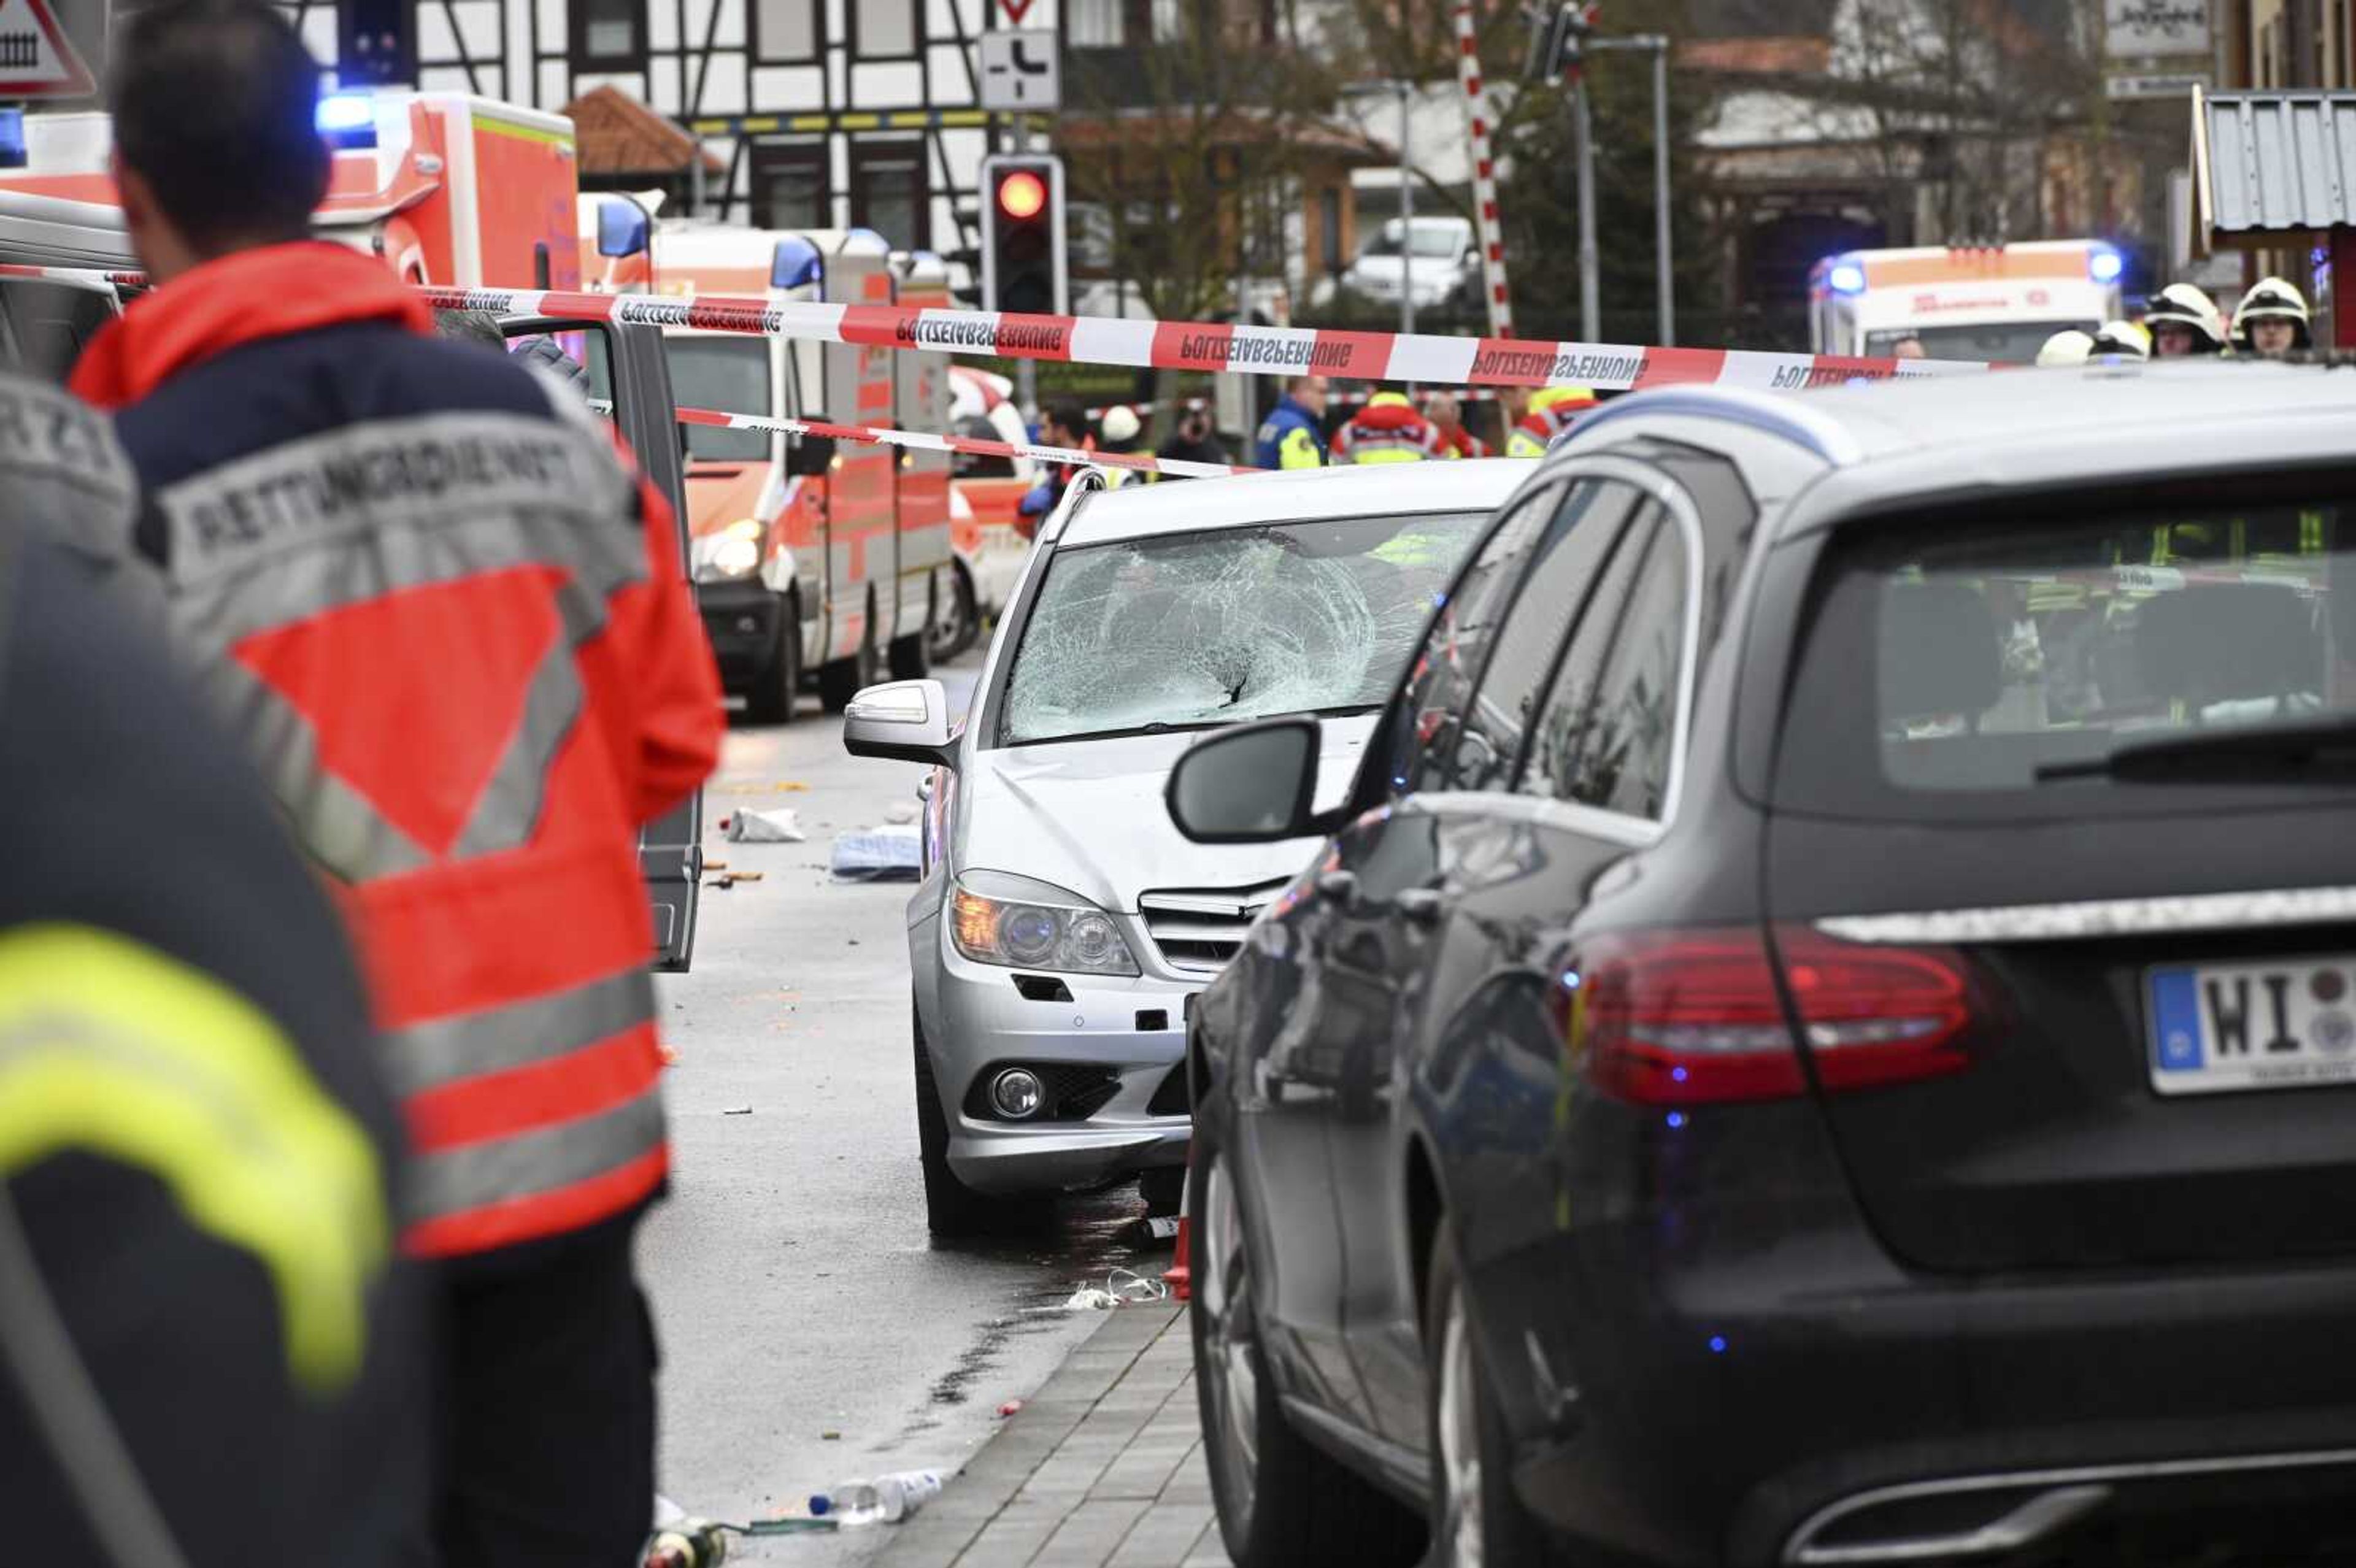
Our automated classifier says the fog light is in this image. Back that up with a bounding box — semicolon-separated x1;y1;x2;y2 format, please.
991;1068;1045;1120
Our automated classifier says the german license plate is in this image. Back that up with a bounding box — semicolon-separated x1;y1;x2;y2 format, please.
2147;955;2356;1095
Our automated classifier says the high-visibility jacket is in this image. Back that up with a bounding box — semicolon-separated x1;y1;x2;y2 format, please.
1254;395;1327;469
1505;386;1600;458
1330;395;1443;464
73;242;725;1259
1435;425;1493;459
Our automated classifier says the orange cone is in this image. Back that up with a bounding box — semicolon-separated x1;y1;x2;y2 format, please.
1163;1159;1192;1301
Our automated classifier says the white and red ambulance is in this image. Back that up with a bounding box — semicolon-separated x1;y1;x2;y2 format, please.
1807;240;2127;364
580;202;953;722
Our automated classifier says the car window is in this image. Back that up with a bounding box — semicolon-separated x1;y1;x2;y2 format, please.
1444;480;1649;793
1384;485;1560;794
1520;512;1687;818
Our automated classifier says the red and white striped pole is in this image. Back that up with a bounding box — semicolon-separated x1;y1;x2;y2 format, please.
1455;2;1514;340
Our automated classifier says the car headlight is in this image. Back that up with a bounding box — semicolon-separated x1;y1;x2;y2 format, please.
698;518;763;581
950;873;1139;977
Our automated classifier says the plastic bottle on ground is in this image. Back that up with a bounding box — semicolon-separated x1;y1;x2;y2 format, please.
807;1470;944;1526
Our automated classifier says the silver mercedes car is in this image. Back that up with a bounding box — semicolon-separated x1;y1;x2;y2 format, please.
842;459;1525;1234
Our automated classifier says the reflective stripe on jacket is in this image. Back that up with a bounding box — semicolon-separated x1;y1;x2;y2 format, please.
75;243;725;1258
1254;396;1326;469
1330;402;1442;464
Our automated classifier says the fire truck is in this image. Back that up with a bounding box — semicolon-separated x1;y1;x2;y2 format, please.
1807;240;2127;364
0;91;580;367
583;201;952;723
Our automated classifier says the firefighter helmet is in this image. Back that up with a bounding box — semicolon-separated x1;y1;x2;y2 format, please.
2089;319;2150;360
2144;283;2228;354
2230;275;2312;352
2036;329;2093;366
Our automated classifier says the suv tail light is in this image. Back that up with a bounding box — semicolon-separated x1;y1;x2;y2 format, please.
1565;926;1974;1105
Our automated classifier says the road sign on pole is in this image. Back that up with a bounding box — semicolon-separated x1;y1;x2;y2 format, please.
977;30;1059;113
0;0;95;99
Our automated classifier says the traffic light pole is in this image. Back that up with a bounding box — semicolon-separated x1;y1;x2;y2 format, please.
1585;33;1675;346
1573;82;1598;344
1008;117;1038;423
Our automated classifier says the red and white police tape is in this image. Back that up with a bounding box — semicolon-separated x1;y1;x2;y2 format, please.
420;284;1988;393
1455;2;1515;339
666;405;1258;478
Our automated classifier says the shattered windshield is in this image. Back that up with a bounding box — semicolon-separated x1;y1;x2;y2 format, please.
999;510;1490;746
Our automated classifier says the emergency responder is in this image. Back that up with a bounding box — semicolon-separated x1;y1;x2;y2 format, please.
1018;401;1091;526
2231;275;2312;358
0;371;431;1567
1890;334;1928;359
1506;384;1598;457
2146;283;2230;356
72;6;724;1564
1096;403;1150;487
1254;374;1329;469
2090;319;2151;359
1330;389;1442;463
1423;391;1492;458
2036;329;2093;366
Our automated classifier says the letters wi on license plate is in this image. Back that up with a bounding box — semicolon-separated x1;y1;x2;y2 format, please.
2147;954;2356;1095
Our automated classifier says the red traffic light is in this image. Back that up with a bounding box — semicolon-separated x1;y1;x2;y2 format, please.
998;170;1047;221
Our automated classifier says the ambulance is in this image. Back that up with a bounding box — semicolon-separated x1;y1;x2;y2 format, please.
582;200;952;723
1807;240;2126;364
0;91;579;373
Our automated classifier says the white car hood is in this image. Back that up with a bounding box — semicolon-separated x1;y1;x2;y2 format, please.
954;718;1376;914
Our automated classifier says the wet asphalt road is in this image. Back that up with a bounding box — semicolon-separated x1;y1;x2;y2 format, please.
641;652;1169;1560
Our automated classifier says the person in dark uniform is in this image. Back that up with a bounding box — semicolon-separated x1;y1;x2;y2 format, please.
0;370;429;1567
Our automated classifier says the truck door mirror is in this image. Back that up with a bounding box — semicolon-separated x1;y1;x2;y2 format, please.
787;434;836;477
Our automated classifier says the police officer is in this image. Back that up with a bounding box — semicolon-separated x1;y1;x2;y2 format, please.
1505;384;1598;457
0;371;430;1567
1329;390;1442;463
2231;276;2312;358
71;6;723;1563
2145;283;2230;357
1254;374;1329;469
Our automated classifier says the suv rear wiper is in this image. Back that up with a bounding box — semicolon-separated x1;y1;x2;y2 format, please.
2035;718;2356;782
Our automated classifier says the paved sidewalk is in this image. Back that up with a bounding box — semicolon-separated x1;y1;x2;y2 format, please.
872;1304;1230;1568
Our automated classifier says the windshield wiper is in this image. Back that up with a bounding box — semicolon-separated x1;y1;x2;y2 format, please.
2034;718;2356;782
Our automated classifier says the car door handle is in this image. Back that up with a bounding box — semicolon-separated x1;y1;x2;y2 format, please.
1395;887;1444;927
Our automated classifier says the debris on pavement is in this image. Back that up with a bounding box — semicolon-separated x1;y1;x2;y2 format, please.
996;1399;1023;1418
1063;1268;1171;1311
807;1469;944;1526
722;806;807;843
830;823;922;881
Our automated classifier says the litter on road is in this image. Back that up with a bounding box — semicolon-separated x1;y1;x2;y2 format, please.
722;807;807;843
1064;1269;1172;1311
831;823;923;880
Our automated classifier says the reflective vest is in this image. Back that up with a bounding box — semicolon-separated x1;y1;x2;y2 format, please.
1255;396;1327;469
74;243;725;1258
1435;426;1493;459
1506;390;1598;457
1330;398;1443;464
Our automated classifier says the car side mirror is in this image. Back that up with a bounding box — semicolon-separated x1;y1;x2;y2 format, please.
787;434;836;477
1166;717;1322;844
842;679;958;769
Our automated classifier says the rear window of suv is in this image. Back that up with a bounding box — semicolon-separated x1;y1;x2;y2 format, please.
1775;499;2355;819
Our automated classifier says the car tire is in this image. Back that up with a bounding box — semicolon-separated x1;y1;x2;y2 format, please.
818;606;877;713
1423;1216;1560;1568
742;594;800;726
930;558;979;664
912;1001;998;1238
1192;1103;1423;1568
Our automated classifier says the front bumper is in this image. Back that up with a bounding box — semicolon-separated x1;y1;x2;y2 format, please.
914;913;1195;1196
695;578;783;683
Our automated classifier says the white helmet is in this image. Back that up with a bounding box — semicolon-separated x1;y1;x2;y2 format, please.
2036;329;2093;366
2144;283;2228;353
1098;405;1142;444
2089;319;2150;360
2230;275;2312;351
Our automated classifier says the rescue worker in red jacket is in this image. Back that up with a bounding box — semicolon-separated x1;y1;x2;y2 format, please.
1422;391;1492;458
70;5;723;1562
1329;389;1444;463
1505;383;1599;457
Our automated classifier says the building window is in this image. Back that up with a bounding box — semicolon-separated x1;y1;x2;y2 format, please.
571;0;645;68
853;0;919;57
1320;187;1342;274
752;142;829;231
753;0;819;61
850;140;927;248
1068;0;1157;44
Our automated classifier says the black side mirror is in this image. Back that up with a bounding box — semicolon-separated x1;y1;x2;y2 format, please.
788;434;837;477
1165;717;1323;844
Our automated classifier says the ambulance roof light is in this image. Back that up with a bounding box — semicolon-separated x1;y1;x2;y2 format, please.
0;109;23;172
2088;245;2123;283
317;93;375;133
844;227;889;255
772;235;823;291
1827;260;1867;296
597;198;650;259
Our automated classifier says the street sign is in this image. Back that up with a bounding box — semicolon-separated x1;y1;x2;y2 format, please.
0;0;94;99
2107;70;2210;98
2105;0;2210;60
977;29;1058;113
996;0;1036;21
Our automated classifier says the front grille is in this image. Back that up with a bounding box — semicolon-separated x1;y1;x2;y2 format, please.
1147;1064;1190;1116
1138;878;1290;975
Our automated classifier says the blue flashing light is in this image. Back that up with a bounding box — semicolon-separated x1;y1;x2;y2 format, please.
1707;1335;1728;1355
316;93;375;133
2088;246;2123;284
0;108;23;171
771;234;823;291
597;199;650;260
1826;261;1867;296
1670;1065;1688;1083
1666;1111;1687;1130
